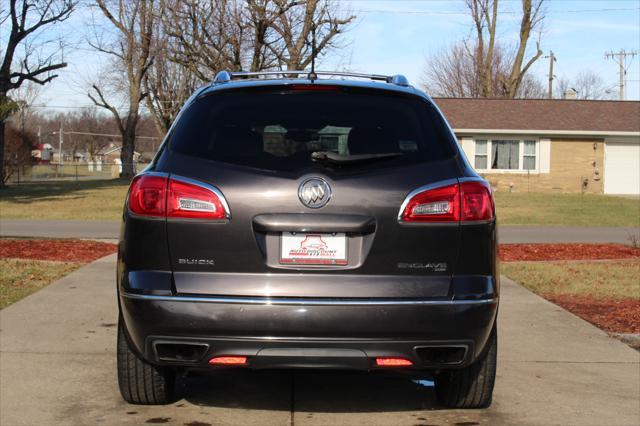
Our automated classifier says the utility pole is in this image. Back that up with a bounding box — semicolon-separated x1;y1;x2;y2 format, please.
605;49;637;100
58;123;63;165
545;51;556;99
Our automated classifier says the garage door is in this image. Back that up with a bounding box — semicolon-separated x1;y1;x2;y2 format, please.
604;142;640;195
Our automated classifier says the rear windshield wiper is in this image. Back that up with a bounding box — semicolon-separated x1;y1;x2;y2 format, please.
311;151;402;165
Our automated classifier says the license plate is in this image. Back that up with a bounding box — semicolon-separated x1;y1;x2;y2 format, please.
280;232;347;265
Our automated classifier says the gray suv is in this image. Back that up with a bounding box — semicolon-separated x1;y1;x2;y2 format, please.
117;71;498;408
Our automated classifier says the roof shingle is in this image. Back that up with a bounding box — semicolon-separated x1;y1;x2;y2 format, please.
433;98;640;132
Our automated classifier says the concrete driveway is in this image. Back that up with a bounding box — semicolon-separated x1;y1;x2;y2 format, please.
1;255;638;425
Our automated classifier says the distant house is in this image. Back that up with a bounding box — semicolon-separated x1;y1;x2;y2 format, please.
31;143;54;163
434;98;640;195
94;143;142;164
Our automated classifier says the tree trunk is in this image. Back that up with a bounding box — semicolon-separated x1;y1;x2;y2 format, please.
0;117;6;188
120;118;137;178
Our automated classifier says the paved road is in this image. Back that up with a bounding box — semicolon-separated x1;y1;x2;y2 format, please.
1;255;638;425
1;219;639;243
0;219;120;239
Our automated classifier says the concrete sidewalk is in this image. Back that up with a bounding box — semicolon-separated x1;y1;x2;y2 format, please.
1;255;638;425
1;218;639;243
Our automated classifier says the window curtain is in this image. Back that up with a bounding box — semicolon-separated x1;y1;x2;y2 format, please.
491;140;519;169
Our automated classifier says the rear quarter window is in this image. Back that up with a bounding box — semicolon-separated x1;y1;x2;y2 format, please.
169;89;456;173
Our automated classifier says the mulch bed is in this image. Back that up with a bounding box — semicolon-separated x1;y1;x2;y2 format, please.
0;239;117;263
543;294;640;334
499;243;640;262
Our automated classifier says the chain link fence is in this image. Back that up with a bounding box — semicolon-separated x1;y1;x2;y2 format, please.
7;163;151;183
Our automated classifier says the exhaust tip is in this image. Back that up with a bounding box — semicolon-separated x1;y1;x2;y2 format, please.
154;342;209;363
415;345;467;365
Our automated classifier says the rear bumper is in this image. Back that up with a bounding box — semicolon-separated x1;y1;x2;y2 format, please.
120;293;498;371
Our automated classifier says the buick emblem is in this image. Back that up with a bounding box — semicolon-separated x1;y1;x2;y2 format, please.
298;177;331;209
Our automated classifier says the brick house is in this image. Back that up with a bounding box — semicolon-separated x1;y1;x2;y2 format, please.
434;98;640;195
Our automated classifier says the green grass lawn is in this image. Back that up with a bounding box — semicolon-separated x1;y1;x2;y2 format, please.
1;179;639;226
0;259;81;309
0;179;130;220
494;192;640;227
501;260;640;299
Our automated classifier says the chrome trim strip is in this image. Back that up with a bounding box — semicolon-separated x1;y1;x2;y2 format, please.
458;176;488;185
170;174;232;219
396;178;459;222
138;171;169;179
122;292;497;306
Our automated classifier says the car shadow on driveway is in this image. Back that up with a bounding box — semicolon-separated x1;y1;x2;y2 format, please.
179;369;443;413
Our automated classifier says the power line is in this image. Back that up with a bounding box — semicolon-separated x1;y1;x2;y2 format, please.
59;130;159;140
30;105;95;109
356;7;640;16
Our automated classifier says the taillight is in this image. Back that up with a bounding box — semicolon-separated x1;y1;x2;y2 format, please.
128;174;167;217
168;177;228;219
400;183;459;222
128;174;229;220
400;180;494;223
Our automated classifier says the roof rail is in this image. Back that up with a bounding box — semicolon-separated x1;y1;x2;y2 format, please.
213;70;410;87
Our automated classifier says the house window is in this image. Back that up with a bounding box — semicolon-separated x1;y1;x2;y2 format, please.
473;138;538;172
475;140;488;169
523;140;536;170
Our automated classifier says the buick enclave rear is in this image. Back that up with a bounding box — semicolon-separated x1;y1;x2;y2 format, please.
116;71;498;408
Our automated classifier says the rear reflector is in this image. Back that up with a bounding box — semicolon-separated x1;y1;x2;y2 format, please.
375;357;414;367
400;180;494;223
127;173;230;220
209;356;248;366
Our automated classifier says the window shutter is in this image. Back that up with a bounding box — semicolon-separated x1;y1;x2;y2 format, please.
539;138;551;173
460;137;475;164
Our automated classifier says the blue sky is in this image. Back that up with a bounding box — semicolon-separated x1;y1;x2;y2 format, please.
25;0;640;111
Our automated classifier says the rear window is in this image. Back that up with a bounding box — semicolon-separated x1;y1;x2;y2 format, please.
170;90;455;172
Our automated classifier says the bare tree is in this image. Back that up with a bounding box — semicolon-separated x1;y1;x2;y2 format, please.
65;107;114;161
88;0;156;178
422;43;481;98
165;0;354;77
144;50;199;135
164;0;246;80
423;42;543;98
556;71;615;100
143;3;199;136
516;73;546;99
503;0;545;97
424;0;545;99
0;0;75;186
267;0;355;70
148;0;354;132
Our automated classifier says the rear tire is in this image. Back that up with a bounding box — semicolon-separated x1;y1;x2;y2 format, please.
117;319;176;405
434;325;497;409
